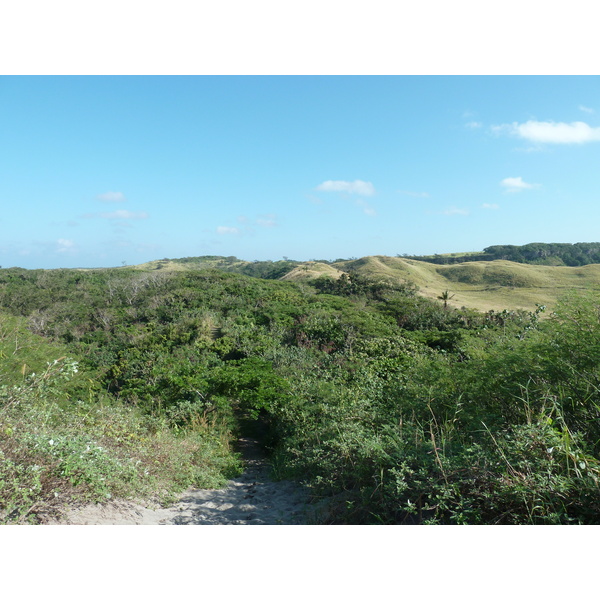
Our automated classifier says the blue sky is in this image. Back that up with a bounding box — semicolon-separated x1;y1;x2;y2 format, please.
1;75;600;269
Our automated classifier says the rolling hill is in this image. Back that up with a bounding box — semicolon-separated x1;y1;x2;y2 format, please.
128;252;600;313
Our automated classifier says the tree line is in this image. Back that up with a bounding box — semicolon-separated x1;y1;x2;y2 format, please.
404;242;600;266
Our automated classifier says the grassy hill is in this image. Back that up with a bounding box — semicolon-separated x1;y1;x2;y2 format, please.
280;261;345;282
318;256;600;312
132;256;253;273
133;256;300;280
121;252;600;313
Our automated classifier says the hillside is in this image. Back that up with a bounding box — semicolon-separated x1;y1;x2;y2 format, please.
122;252;600;313
133;255;300;280
329;256;600;312
280;261;345;282
222;254;600;313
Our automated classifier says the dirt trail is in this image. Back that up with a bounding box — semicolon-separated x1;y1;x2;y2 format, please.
48;438;317;525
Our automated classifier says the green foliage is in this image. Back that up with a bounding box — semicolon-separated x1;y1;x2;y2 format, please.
210;357;291;418
407;242;600;266
3;260;600;524
0;313;242;523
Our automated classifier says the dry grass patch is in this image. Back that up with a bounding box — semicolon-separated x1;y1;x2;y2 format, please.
328;256;600;313
280;262;345;282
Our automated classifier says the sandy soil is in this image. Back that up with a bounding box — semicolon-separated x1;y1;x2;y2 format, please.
47;438;318;525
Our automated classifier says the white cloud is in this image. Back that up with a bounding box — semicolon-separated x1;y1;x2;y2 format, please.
56;238;76;253
97;191;126;203
482;203;499;210
99;210;149;220
316;180;375;196
494;120;600;144
501;177;539;193
579;105;595;114
465;121;482;129
216;226;240;235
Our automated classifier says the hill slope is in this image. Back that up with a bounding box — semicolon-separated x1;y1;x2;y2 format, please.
327;256;600;312
280;261;345;282
126;253;600;313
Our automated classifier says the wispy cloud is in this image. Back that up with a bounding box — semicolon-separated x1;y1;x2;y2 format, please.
493;120;600;144
398;190;430;198
462;110;482;129
501;177;539;193
218;215;278;236
256;214;278;228
101;210;148;220
482;203;499;210
579;105;595;114
442;207;469;216
56;238;77;253
216;226;240;235
355;199;376;216
97;191;126;203
316;180;375;196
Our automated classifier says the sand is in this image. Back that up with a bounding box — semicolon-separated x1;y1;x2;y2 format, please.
46;437;317;525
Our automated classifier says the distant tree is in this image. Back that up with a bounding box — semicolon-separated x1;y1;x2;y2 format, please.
437;290;455;309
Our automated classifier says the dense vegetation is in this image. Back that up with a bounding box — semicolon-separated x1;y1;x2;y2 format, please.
405;242;600;266
164;255;301;279
2;261;600;524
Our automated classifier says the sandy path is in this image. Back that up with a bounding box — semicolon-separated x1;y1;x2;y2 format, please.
49;438;316;525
